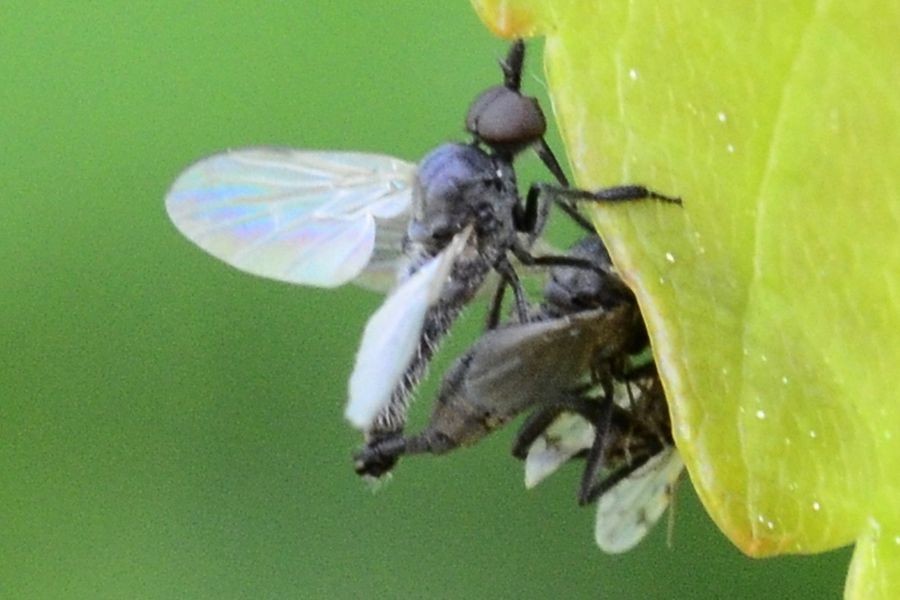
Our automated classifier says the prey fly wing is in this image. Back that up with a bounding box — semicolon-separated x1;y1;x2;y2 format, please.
594;446;684;553
521;376;647;488
520;370;685;553
165;147;416;290
523;412;594;489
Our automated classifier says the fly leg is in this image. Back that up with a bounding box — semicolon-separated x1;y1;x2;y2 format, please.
356;347;488;477
577;397;617;505
523;183;594;233
525;182;682;235
578;403;666;504
530;182;681;207
485;279;507;330
493;257;530;323
512;182;547;235
578;449;660;505
510;241;609;278
520;379;630;507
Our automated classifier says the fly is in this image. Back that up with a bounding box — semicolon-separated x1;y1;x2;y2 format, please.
164;40;680;477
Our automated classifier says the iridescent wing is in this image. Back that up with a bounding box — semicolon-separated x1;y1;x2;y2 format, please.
345;226;474;430
594;446;684;553
165;147;416;290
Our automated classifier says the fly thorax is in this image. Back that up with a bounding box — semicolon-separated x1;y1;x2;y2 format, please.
408;143;505;256
473;156;519;255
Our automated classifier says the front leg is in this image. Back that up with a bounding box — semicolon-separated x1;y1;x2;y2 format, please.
525;182;594;233
525;182;682;234
512;185;543;234
531;182;681;206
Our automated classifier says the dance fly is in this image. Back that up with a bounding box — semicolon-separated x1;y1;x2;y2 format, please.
164;40;680;478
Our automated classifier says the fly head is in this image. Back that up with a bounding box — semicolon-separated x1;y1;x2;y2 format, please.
465;84;547;157
466;39;544;155
466;39;568;185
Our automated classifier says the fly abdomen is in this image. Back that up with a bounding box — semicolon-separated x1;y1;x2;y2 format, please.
367;252;492;438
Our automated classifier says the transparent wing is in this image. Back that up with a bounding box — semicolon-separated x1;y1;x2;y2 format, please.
165;147;416;289
594;447;684;553
524;413;595;489
345;227;473;430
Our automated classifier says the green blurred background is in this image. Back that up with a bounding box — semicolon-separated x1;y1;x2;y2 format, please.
1;2;851;598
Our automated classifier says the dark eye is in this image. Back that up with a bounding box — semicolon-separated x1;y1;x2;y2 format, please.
465;85;547;153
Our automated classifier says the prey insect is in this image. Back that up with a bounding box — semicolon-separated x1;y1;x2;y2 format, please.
513;241;683;553
164;39;680;477
356;235;683;552
519;357;683;553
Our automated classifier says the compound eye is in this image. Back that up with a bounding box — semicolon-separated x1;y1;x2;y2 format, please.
465;85;547;153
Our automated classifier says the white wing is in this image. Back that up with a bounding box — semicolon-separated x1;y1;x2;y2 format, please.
594;447;684;553
165;147;416;289
524;413;595;489
345;227;473;430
